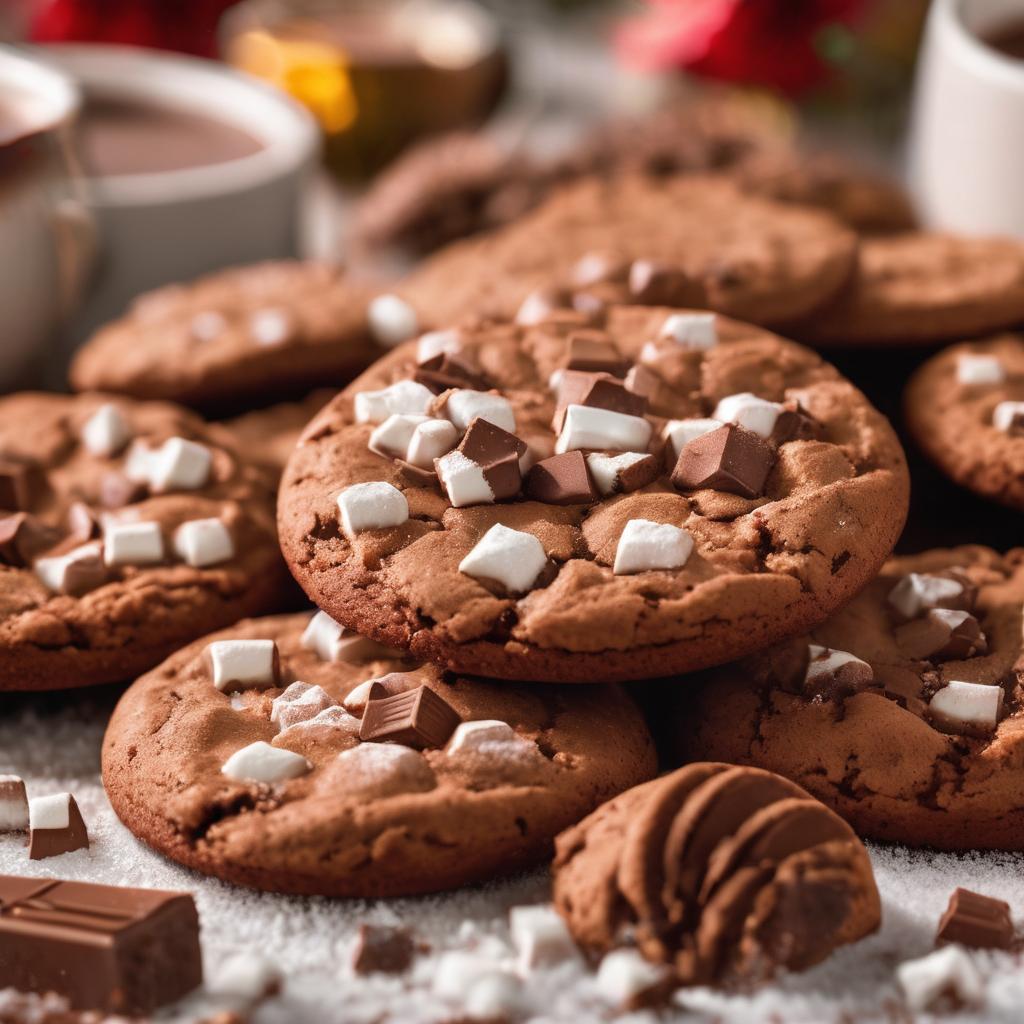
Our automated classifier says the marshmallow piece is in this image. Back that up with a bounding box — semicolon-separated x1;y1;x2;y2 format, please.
336;743;435;797
34;542;107;595
28;792;71;830
448;720;538;759
464;971;526;1020
368;414;431;460
712;392;783;439
148;437;212;492
659;312;717;349
416;329;460;363
805;645;873;690
222;741;310;783
300;611;400;664
510;905;578;972
888;573;966;619
283;704;361;738
249;307;293;346
443;390;516;434
436;450;494;507
0;775;29;832
337;481;408;538
897;945;984;1012
662;418;723;459
586;452;646;496
205;639;279;692
212;952;283;1001
123;440;159;483
957;353;1005;385
190;310;227;342
555;404;652;455
354;380;434;424
993;400;1024;432
173;518;234;567
433;952;499;1000
459;523;547;594
595;949;670;1007
271;682;336;731
103;521;164;567
81;403;132;457
613;519;694;575
929;680;1003;735
368;294;418;348
407;419;459;468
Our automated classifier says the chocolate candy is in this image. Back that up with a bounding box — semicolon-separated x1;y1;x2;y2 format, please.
525;452;598;505
671;423;776;498
554;371;648;430
415;350;491;393
0;457;37;512
360;685;461;749
28;793;89;860
804;645;874;701
458;417;527;498
895;609;988;661
936;888;1014;950
565;330;630;377
586;452;660;496
0;775;28;832
770;403;822;446
0;875;202;1013
352;923;416;974
0;513;59;567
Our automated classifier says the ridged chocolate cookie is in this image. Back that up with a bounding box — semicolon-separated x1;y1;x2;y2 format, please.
69;262;391;412
904;335;1024;511
671;547;1024;850
0;392;286;690
277;306;909;683
552;763;880;987
102;613;657;897
398;175;858;329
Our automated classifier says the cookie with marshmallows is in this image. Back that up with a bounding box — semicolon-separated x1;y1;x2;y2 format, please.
277;306;909;683
101;613;656;896
670;546;1024;850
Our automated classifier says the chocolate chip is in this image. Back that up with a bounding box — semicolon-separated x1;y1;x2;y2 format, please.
671;423;775;498
414;351;491;394
937;888;1014;950
525;452;598;505
628;259;691;304
456;417;527;501
0;513;60;566
0;457;37;512
770;403;822;446
352;923;416;974
359;685;461;749
565;331;629;377
100;470;147;509
895;609;988;661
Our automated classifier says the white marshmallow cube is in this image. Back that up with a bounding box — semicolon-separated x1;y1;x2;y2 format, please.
464;972;525;1020
354;380;434;424
190;310;227;343
173;518;234;567
448;720;538;760
613;519;694;575
510;905;579;972
249;307;293;346
595;949;669;1007
103;521;164;567
929;680;1003;733
443;390;516;434
712;393;783;439
897;946;984;1012
34;542;104;594
336;481;409;538
149;437;212;492
368;414;431;460
586;452;650;496
659;312;717;350
555;404;652;455
662;418;723;459
206;639;278;692
993;401;1024;432
28;792;72;831
367;294;419;348
433;952;500;1000
887;573;965;619
459;524;547;594
957;353;1005;385
301;612;398;664
407;419;458;468
81;403;132;457
436;451;494;508
416;329;460;363
221;741;310;784
271;682;336;732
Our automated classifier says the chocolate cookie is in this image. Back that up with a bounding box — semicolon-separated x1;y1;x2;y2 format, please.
398;176;858;329
277;306;909;683
904;335;1024;511
552;763;880;988
101;613;657;896
0;393;286;690
794;234;1024;345
223;390;336;475
69;262;398;412
671;547;1024;850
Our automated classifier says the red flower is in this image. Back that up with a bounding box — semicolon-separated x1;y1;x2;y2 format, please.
616;0;869;95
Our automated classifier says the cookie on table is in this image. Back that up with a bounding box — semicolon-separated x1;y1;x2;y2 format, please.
904;335;1024;511
102;613;657;897
671;547;1024;850
277;306;909;683
398;175;858;329
0;393;286;691
69;262;401;412
552;763;880;989
794;233;1024;345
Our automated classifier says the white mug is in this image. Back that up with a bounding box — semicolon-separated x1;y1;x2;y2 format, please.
910;0;1024;236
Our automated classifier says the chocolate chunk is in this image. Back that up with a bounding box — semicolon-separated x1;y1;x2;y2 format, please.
628;259;691;304
0;513;59;566
0;776;28;832
554;371;648;430
565;331;630;377
887;570;978;622
359;685;461;748
624;363;660;400
99;470;147;509
28;793;89;860
804;645;874;701
0;457;37;511
456;416;527;501
352;923;416;974
895;609;988;662
571;251;628;288
671;423;775;498
936;888;1014;950
396;460;441;489
770;403;822;446
0;875;203;1013
66;501;99;542
525;452;598;505
414;351;491;394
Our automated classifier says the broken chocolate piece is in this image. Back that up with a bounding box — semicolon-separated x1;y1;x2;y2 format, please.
359;685;461;749
453;416;527;501
627;259;692;304
414;351;491;394
0;457;37;512
352;923;416;974
586;452;660;497
0;874;203;1013
770;403;822;446
525;452;598;505
0;513;59;566
553;371;648;430
936;888;1014;950
895;609;988;662
28;793;89;860
804;645;874;701
565;331;629;377
671;423;775;498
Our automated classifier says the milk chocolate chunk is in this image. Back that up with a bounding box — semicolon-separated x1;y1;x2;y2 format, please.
0;776;28;832
99;470;147;509
554;371;648;429
936;888;1013;950
628;259;692;305
0;457;36;512
415;351;491;394
352;923;416;974
671;423;775;498
0;875;203;1014
624;363;660;400
456;416;527;500
565;331;630;377
397;460;440;489
526;452;598;505
895;609;988;662
359;685;461;749
0;513;59;566
770;403;822;446
28;793;89;860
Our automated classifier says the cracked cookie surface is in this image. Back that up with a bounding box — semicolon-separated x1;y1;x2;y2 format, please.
101;613;657;897
671;547;1024;850
277;306;909;683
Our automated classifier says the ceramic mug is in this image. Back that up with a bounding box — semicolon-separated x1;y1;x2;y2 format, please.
910;0;1024;236
0;47;92;389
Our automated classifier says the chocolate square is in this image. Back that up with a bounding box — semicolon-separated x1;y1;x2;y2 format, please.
525;452;598;505
359;685;461;749
565;331;629;377
937;888;1014;950
352;924;416;974
29;795;89;860
457;417;527;501
414;351;491;394
671;423;776;498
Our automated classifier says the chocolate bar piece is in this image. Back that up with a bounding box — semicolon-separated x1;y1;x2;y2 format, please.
0;875;203;1014
359;685;461;749
936;887;1014;950
28;793;89;860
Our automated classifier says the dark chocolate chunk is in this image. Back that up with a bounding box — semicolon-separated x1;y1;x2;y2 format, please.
628;259;692;304
770;403;822;446
936;888;1014;950
565;330;629;377
0;875;203;1013
0;513;60;566
28;793;89;860
0;457;37;512
525;452;598;505
352;923;416;974
457;417;527;501
671;423;776;498
895;609;988;662
359;685;461;749
414;351;491;394
99;470;147;509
